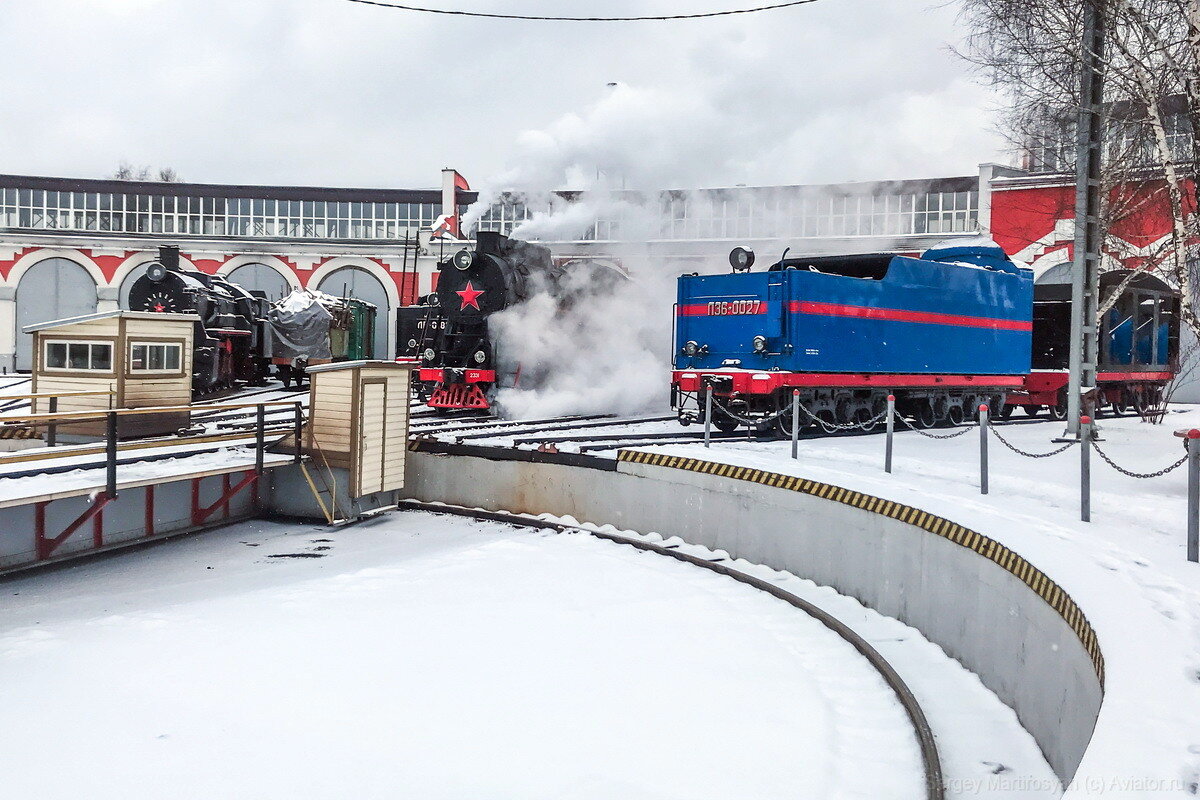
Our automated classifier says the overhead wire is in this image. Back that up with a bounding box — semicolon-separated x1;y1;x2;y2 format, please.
342;0;820;22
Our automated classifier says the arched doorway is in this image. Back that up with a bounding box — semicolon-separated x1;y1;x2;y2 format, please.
16;258;99;370
316;266;390;358
225;263;292;302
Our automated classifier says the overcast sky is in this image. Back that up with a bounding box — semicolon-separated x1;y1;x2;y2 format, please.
1;0;1009;192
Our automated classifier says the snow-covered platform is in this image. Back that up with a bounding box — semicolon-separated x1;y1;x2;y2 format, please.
1;512;934;800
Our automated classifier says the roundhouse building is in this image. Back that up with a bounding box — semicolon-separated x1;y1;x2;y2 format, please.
0;170;476;372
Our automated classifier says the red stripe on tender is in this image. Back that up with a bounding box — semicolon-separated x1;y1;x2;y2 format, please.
790;301;1032;332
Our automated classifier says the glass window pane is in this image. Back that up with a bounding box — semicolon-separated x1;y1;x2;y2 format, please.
91;344;112;371
165;345;180;371
46;342;67;368
149;345;165;370
68;343;89;369
131;345;146;370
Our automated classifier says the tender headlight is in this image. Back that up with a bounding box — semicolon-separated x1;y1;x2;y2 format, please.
684;340;699;357
473;349;487;364
423;348;436;361
753;335;767;353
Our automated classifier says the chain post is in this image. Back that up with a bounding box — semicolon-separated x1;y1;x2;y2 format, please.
703;384;712;449
885;394;895;474
47;395;58;448
790;389;800;460
1080;415;1092;523
1188;430;1200;563
979;404;989;495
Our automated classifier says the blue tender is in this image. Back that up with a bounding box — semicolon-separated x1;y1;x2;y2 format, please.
675;243;1034;377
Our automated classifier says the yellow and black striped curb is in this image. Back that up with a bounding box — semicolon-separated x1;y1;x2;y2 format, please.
617;449;1104;687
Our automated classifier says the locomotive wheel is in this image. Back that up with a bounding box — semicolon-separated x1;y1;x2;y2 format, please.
998;404;1015;420
1022;404;1041;417
1111;397;1129;416
712;413;740;433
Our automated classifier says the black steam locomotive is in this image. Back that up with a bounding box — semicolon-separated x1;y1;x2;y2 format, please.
128;246;271;394
397;232;557;410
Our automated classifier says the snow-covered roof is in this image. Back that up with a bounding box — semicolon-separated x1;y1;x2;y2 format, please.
305;360;413;374
23;310;201;333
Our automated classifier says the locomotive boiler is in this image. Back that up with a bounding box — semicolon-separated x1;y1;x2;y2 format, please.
127;246;270;394
397;232;556;410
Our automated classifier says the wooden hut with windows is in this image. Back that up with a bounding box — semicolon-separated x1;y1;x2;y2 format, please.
25;311;199;437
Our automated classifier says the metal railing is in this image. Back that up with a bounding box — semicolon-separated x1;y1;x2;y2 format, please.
0;400;305;499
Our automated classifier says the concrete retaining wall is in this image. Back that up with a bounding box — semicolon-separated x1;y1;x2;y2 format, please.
404;448;1103;786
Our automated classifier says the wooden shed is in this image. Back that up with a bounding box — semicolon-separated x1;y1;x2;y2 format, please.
25;310;199;437
304;360;412;498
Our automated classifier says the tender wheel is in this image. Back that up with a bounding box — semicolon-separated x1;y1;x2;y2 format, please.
853;407;874;429
774;394;809;438
1022;404;1041;417
1111;396;1129;416
946;405;965;426
834;396;853;425
998;404;1016;420
913;402;936;429
1048;393;1069;421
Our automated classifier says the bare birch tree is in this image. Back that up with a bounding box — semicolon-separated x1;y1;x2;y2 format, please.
958;0;1200;336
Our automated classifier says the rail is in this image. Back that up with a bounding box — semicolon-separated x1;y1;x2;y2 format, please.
398;499;945;800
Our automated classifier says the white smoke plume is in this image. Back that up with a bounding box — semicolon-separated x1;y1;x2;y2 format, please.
488;250;683;420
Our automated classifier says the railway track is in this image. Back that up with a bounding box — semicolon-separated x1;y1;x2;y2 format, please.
397;500;944;800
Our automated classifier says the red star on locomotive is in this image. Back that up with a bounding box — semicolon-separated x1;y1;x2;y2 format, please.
456;281;485;311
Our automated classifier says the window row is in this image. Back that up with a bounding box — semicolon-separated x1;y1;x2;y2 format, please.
0;189;441;240
473;190;979;240
43;340;182;373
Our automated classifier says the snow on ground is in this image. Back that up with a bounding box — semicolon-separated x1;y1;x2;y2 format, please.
0;444;291;503
0;512;925;800
615;405;1200;798
531;514;1062;798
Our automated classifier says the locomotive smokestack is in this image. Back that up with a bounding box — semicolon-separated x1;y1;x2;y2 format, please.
158;245;181;271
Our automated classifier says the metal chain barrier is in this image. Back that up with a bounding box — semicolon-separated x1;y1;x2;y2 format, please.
893;413;976;439
1091;440;1189;479
795;400;887;433
706;394;886;433
988;425;1077;458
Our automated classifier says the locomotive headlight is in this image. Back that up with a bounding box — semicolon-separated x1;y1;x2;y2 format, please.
729;246;755;272
684;340;699;357
452;249;474;271
423;347;436;362
407;338;418;350
752;335;767;353
472;349;487;364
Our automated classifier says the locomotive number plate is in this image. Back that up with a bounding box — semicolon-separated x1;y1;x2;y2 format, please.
707;300;764;316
